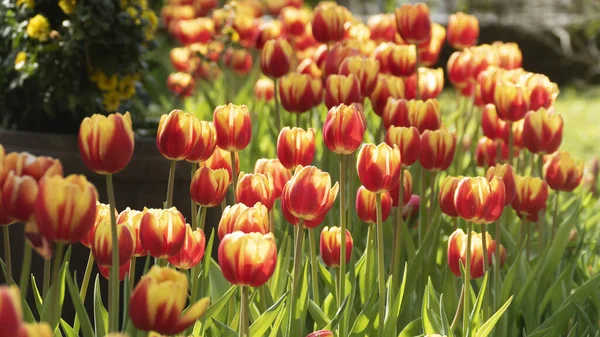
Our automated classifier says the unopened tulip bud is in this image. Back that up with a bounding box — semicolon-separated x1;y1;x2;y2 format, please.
369;75;405;117
486;164;517;206
255;21;283;49
35;175;97;243
481;104;510;143
475;137;509;168
438;176;462;217
311;3;346;44
174;18;214;45
454;176;505;224
98;260;130;281
1;152;63;184
447;50;472;89
357;143;401;193
2;172;38;222
202;147;240;185
493;42;522;70
543;151;583;192
167;72;195;98
322;43;360;79
280;7;311;36
279;73;323;113
512;175;549;222
168;224;206;269
420;129;456;171
404;67;444;100
156;110;201;161
255;78;275;102
140;207;186;258
117;208;146;257
254;159;291;199
522;108;563;154
324;74;362;109
387;44;417;77
218;232;277;287
477;67;503;105
320;226;353;267
494;81;530;122
447;12;479;49
19;322;53;337
407;99;442;133
190;166;229;207
385;126;420;167
218;203;269;240
368;14;396;42
281;166;339;221
260;39;293;78
448;228;505;278
236;172;276;211
224;48;253;75
525;74;559;111
395;3;432;44
0;286;23;337
277;127;316;170
323;104;366;154
91;217;135;266
129;266;210;334
339;56;380;96
213;104;252;152
389;170;413;207
356;186;392;224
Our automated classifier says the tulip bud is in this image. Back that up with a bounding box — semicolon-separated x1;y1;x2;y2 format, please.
448;228;505;279
486;164;517;206
174;18;214;45
385;126;420;167
255;21;283;49
202;147;240;185
447;12;479;49
512;175;549;222
368;14;396;42
0;286;23;337
525;74;559;111
404;67;444;100
447;50;472;89
255;78;275;102
277;127;316;170
218;203;269;240
213;104;252;152
322;104;366;154
254;159;291;199
477;67;502;105
454;176;505;224
369;75;405;117
140;207;186;258
522;108;563;154
117;208;146;257
35;175;97;243
394;3;432;44
129;266;210;334
218;231;277;287
260;39;293;78
355;186;392;224
297;58;323;79
98;260;130;282
190;166;229;208
184;121;216;163
311;3;346;44
91;216;135;266
224;48;253;75
438;176;462;217
1;152;63;184
481;104;510;143
19;322;53;337
320;226;353;267
475;137;509;168
81;202;114;248
306;331;334;337
324;74;362;109
357;143;402;193
156;110;201;161
236;172;276;211
470;45;501;82
339;56;379;96
322;43;359;78
420;129;457;171
1;172;38;222
417;24;445;67
387;44;417;77
168;224;206;269
279;73;323;113
281;166;339;222
389;170;413;207
383;98;410;129
494;81;530;122
407;99;441;133
543;151;583;192
493;42;522;70
280;7;311;36
167;72;195;98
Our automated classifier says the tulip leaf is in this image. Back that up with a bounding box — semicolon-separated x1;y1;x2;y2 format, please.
40;260;67;331
471;272;490;327
249;291;288;337
60;319;78;337
291;260;310;335
307;299;329;327
211;317;239;337
349;285;378;337
0;258;15;284
64;271;94;337
30;275;43;314
201;285;238;332
539;264;573;317
528;327;557;337
500;238;526;304
21;296;36;323
93;275;108;337
383;264;407;337
398;318;422;337
269;231;290;300
267;301;287;337
323;295;348;331
317;260;336;301
210;258;231;300
475;295;513;337
422;279;443;335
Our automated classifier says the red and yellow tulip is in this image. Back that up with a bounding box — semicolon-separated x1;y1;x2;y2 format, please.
543;151;584;192
278;73;323;113
357;143;401;193
355;186;392;224
446;12;479;49
139;207;186;258
236;172;276;211
277;127;316;170
419;129;456;171
394;3;432;44
454;176;506;224
320;226;353;267
281;165;339;222
218;231;277;287
512;175;549;222
322;104;366;154
385;126;420;167
260;39;293;78
448;228;506;279
324;74;362;109
168;224;206;270
213;104;252;152
486;164;517;206
522;108;563;154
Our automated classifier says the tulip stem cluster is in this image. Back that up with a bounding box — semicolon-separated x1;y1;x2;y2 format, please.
105;174;120;332
463;223;473;335
289;220;305;333
391;169;405;292
274;80;281;131
166;160;177;208
375;193;385;337
338;154;347;327
18;243;32;295
308;228;320;305
3;226;12;284
240;286;250;337
48;243;65;330
73;252;95;333
481;224;489;319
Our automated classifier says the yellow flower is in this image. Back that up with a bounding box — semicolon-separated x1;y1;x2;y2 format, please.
103;91;122;112
126;6;141;24
17;0;35;9
96;73;119;91
26;14;51;42
58;0;77;14
142;9;158;40
14;52;27;70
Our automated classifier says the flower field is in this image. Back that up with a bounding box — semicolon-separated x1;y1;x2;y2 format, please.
1;1;600;337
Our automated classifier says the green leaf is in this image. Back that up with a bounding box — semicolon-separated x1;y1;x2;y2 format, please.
41;261;68;331
500;240;526;304
267;301;287;337
249;291;288;337
349;286;378;337
64;272;95;337
307;300;329;327
475;296;513;337
384;265;407;337
211;318;239;337
317;261;336;300
210;258;230;299
324;295;349;331
60;319;78;337
398;318;422;337
291;261;310;336
201;285;239;332
471;272;490;328
30;275;43;315
527;327;556;337
93;275;108;337
422;280;443;334
21;297;36;323
269;232;290;300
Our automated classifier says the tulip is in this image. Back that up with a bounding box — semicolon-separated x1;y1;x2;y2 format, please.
185;121;216;163
190;166;230;208
493;42;522;70
486;164;517;206
254;78;275;102
236;172;276;211
129;266;210;335
477;67;503;105
139;207;186;258
438;176;463;217
320;226;353;267
19;322;53;337
218;232;277;287
339;56;380;96
297;58;323;79
369;74;405;117
356;186;392;224
543;151;583;192
368;14;396;42
481;104;510;143
408;99;441;133
91;217;135;266
394;3;432;44
1;172;38;222
117;208;146;257
306;331;334;337
324;74;362;109
167;72;195;98
522;108;563;154
417;24;445;67
280;7;311;36
202;147;240;185
218;203;269;240
387;44;417;77
402;194;421;223
388;169;413;207
213;104;252;152
0;286;23;337
371;42;393;73
1;152;63;184
322;104;366;154
404;67;444;100
35;175;97;243
173;18;214;45
454;176;506;224
168;224;206;269
447;12;479;49
382;97;410;129
281;166;339;221
525;73;559;111
322;43;360;79
156;110;202;161
357;143;401;193
311;2;346;44
223;48;253;75
469;45;500;82
255;21;283;49
260;39;293;78
512;175;549;222
494;81;530;122
475;137;509;167
81;202;114;248
98;260;130;281
447;228;506;279
169;47;192;73
385;126;420;167
278;73;323;113
420;129;457;171
254;159;292;199
447;50;472;89
277;127;316;170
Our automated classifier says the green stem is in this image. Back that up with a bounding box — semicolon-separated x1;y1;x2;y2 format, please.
231;152;238;203
450;284;464;330
274;79;281;132
527;221;532;260
551;192;560;239
166;160;177;208
19;243;32;295
288;220;305;334
258;286;267;313
418;166;426;245
376;193;385;337
308;228;320;305
508;122;514;166
494;215;503;310
106;174;120;332
463;223;473;336
240;286;249;337
43;259;51;297
339;155;347;309
190;206;207;304
365;225;374;302
429;171;437;229
3;226;12;284
48;243;65;330
191;163;198;230
129;257;136;289
414;44;420;100
74;253;95;333
296;113;301;128
481;224;489;320
391;170;404;292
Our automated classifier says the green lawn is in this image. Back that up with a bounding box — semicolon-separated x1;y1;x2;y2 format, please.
557;87;600;162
